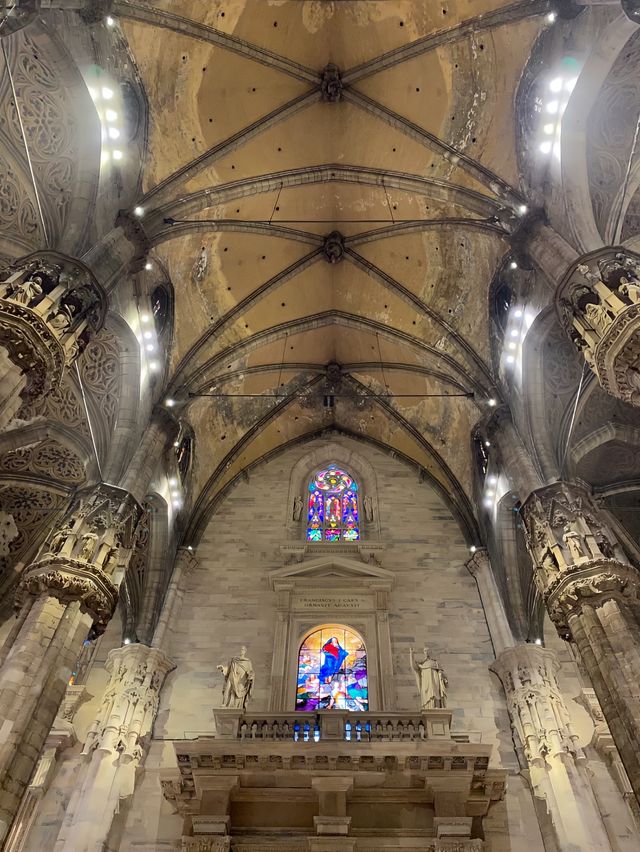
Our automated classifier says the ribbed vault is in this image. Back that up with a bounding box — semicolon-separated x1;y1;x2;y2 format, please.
118;0;550;536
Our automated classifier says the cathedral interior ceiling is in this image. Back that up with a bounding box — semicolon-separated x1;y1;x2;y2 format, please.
114;0;547;524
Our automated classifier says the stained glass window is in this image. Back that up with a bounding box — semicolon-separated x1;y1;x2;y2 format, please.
296;625;368;711
306;465;359;542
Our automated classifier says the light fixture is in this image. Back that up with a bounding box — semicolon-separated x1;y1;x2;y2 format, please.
517;204;528;216
545;11;557;24
173;441;180;448
102;86;114;100
510;329;519;338
146;343;155;353
145;262;153;270
509;260;518;270
549;76;563;93
469;545;477;553
187;545;193;551
543;123;554;135
105;108;118;121
506;355;515;364
488;398;496;407
488;475;497;486
508;341;516;350
106;15;115;26
149;360;159;371
514;309;523;319
483;497;493;508
534;638;543;646
141;313;150;323
133;205;144;217
143;331;152;340
112;149;123;161
484;440;491;448
123;637;131;645
165;398;175;407
546;100;559;114
539;140;552;154
169;477;178;487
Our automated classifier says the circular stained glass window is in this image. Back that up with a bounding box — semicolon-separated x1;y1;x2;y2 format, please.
312;465;356;493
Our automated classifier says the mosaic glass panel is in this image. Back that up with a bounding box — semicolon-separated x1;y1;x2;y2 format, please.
296;625;368;711
306;465;360;542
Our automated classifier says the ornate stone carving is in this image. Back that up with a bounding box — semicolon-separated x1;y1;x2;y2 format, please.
320;64;343;103
0;252;106;403
322;231;345;264
0;438;85;485
15;483;143;633
520;481;639;635
0;512;18;558
556;247;640;406
82;643;173;764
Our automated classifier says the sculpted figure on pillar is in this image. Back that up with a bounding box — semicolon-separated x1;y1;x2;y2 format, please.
556;247;640;406
410;646;448;709
15;483;143;634
217;646;255;709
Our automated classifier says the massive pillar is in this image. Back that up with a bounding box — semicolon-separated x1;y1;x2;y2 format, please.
490;644;612;851
0;483;142;842
554;248;640;407
468;549;622;850
52;547;196;852
521;480;640;806
0;253;106;430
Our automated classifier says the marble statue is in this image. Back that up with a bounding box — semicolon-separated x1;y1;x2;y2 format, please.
364;495;373;522
585;302;613;336
292;495;303;521
11;274;43;306
563;526;585;563
79;531;98;562
49;523;74;555
217;646;254;709
410;646;448;709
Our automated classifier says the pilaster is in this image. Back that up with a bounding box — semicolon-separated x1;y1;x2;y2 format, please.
465;549;514;655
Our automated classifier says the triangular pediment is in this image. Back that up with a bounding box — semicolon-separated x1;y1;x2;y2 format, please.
270;552;394;589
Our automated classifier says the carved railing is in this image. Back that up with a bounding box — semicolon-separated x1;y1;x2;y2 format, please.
217;709;461;743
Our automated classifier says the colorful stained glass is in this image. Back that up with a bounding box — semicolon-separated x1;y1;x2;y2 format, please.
306;465;360;542
296;625;368;712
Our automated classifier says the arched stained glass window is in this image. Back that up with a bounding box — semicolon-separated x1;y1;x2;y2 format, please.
307;465;359;542
296;625;368;711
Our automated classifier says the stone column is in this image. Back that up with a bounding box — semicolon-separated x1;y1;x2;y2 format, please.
554;248;640;406
521;480;640;806
0;483;143;842
485;407;543;500
466;549;514;655
52;547;195;852
54;643;173;852
0;253;107;431
119;407;179;504
490;644;612;852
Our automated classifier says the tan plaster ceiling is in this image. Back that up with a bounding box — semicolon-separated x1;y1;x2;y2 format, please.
119;0;545;538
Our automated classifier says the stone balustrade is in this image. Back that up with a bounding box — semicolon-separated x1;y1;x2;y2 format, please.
218;709;457;743
556;247;640;406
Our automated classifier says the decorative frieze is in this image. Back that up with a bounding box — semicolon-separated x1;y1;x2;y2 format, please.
556;247;640;406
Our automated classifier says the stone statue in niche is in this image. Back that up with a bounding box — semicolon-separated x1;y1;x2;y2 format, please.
410;647;448;709
217;646;254;709
364;495;374;522
292;495;303;521
563;526;585;563
48;523;74;555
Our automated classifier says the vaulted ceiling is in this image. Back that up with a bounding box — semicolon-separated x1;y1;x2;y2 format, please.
118;0;549;540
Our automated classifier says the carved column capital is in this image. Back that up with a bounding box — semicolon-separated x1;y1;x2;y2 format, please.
556;246;640;406
520;480;638;635
465;548;490;577
0;252;107;403
15;483;143;633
